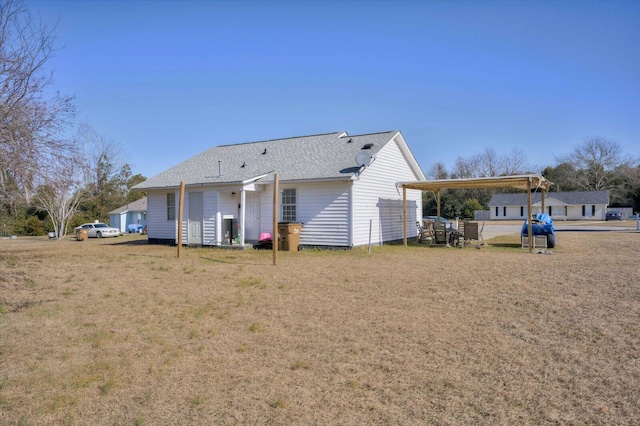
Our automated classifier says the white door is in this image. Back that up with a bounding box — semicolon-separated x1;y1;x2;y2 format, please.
189;192;203;245
245;192;260;241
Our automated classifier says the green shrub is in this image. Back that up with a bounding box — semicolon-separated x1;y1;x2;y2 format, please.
24;216;45;236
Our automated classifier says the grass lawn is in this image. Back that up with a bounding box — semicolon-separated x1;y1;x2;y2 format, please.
1;230;639;424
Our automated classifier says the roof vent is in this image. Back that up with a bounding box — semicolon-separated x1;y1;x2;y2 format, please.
347;138;352;143
241;162;246;168
262;148;267;155
362;143;374;150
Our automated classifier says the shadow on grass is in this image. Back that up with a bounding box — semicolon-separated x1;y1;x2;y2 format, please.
109;238;150;246
489;243;522;249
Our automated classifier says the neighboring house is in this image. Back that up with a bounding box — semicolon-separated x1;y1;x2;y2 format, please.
108;197;148;233
489;190;610;220
132;131;425;248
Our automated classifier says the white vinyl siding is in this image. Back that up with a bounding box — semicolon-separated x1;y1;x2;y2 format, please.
148;190;178;240
297;182;350;247
202;190;219;245
258;182;350;247
259;189;274;237
352;139;422;246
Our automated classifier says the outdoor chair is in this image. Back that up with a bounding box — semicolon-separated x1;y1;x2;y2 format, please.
432;221;449;246
416;221;431;244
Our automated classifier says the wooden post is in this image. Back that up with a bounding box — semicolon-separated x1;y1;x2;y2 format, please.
177;181;185;258
527;178;533;253
272;173;279;266
541;188;546;215
436;190;441;221
403;185;407;246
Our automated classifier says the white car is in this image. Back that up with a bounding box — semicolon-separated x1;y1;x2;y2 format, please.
74;223;120;238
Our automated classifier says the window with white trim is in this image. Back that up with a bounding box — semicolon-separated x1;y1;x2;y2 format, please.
167;193;176;221
281;188;297;222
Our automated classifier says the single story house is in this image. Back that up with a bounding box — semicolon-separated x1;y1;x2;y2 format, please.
488;190;610;220
108;197;148;232
132;131;425;248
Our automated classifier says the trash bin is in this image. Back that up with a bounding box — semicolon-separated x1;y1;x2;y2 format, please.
77;229;88;241
277;222;302;251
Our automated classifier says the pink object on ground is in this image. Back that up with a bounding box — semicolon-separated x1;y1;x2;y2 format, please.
259;232;271;241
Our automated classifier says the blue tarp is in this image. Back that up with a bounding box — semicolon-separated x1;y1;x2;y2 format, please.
521;213;555;236
127;223;143;233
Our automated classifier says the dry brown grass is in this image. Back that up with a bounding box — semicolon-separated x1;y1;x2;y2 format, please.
1;231;639;425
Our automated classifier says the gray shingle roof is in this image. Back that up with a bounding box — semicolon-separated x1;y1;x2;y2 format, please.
108;197;148;215
134;131;404;189
489;190;610;206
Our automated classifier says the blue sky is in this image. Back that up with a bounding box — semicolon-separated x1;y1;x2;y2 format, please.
29;0;640;179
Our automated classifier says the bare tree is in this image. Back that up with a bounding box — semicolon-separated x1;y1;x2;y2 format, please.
33;149;87;240
32;124;133;239
0;0;74;211
477;147;503;177
559;137;628;191
502;148;529;175
452;155;478;178
75;124;125;192
453;146;531;179
427;162;449;180
1;0;56;119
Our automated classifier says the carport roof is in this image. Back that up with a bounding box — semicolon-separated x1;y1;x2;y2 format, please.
398;174;553;192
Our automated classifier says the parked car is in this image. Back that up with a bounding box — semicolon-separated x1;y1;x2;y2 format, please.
423;216;453;228
74;223;120;238
606;211;623;221
521;213;556;248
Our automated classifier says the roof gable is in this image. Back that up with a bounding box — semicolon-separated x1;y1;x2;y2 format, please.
135;131;419;189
